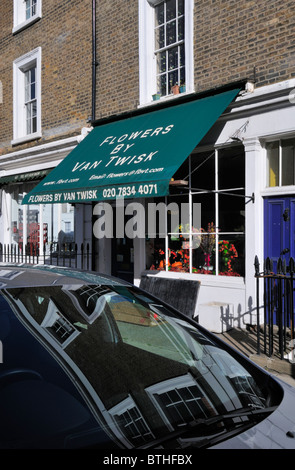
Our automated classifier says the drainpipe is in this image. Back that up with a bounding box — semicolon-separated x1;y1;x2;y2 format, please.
92;0;98;122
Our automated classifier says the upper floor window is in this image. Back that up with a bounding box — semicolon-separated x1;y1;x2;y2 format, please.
155;0;185;96
13;0;42;34
139;0;194;105
266;139;295;187
25;0;37;20
24;66;37;135
12;48;42;145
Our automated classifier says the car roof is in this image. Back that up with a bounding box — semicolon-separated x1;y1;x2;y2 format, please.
0;263;129;289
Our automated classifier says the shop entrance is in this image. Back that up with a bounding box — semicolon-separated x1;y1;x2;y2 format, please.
111;208;134;283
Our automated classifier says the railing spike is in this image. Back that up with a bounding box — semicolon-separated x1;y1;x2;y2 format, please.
254;255;260;276
282;258;286;275
277;257;282;274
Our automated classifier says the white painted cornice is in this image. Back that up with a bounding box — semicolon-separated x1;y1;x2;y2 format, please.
0;136;79;173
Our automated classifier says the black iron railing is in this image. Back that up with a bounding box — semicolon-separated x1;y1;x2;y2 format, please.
0;242;92;271
254;255;295;359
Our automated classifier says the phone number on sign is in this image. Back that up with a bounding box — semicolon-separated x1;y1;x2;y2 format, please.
102;184;158;199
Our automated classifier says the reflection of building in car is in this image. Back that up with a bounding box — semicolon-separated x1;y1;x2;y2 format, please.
1;265;292;449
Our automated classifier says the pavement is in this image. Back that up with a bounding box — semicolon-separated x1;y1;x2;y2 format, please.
215;327;295;388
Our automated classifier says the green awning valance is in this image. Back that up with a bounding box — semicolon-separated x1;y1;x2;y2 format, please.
22;88;240;205
0;169;51;186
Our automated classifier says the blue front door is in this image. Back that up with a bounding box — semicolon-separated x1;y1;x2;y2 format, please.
264;196;295;326
264;196;295;268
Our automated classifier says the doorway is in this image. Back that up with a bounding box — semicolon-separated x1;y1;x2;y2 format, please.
264;196;295;326
264;196;295;269
111;208;134;283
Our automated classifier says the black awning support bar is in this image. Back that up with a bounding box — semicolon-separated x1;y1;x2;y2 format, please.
175;186;255;204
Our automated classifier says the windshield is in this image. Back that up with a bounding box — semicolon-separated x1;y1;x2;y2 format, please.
1;284;280;449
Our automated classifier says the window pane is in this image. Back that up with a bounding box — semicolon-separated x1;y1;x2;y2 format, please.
179;43;185;67
266;142;279;187
192;224;216;275
32;0;37;16
32;107;37;133
166;20;176;45
178;0;185;15
157;50;166;74
168;70;178;89
25;0;37;20
219;235;244;277
168;46;178;71
25;0;31;19
218;146;245;190
219;193;245;233
31;82;36;100
166;0;176;21
192;193;215;229
26;103;32;134
155;25;165;49
191;152;215;190
25;71;30;101
178;16;184;41
168;234;190;273
180;67;185;86
155;3;164;26
282;139;295;186
158;74;167;96
167;193;189;233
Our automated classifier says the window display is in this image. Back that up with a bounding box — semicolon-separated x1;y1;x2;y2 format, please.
146;146;245;277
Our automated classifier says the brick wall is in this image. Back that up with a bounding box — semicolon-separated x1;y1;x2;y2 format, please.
0;0;93;155
194;0;295;91
1;0;294;156
95;0;139;118
0;1;14;151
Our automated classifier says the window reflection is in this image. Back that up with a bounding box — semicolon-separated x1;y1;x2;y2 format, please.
3;283;269;448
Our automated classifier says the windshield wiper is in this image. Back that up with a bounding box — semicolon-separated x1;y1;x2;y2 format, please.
137;405;277;449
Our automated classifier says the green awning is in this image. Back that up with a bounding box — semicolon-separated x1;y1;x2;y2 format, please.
0;169;51;186
23;88;240;205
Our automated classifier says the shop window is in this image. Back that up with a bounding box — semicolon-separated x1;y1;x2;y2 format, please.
13;0;42;34
10;184;75;257
12;48;42;145
139;0;194;104
266;139;295;187
146;146;245;277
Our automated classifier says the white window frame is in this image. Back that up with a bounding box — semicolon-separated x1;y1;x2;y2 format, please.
13;0;42;34
266;138;295;188
138;0;194;106
12;47;42;145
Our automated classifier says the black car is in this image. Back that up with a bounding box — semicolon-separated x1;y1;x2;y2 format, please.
0;264;295;450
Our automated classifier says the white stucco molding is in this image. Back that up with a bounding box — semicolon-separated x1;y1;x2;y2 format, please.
0;136;78;173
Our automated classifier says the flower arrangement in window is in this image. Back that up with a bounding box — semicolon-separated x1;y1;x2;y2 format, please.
198;222;216;270
148;222;240;276
219;240;239;276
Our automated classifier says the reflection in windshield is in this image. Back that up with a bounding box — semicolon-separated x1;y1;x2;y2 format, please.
3;284;274;449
